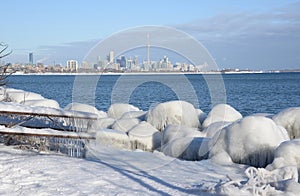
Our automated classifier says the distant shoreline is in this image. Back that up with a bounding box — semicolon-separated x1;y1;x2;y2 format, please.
11;70;300;76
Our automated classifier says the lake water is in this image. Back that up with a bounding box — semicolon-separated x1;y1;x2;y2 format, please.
6;73;300;116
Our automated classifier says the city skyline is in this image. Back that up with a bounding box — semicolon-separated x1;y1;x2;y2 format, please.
1;0;300;70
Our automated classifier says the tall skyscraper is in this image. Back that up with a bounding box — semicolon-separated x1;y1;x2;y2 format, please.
29;53;33;65
109;51;114;63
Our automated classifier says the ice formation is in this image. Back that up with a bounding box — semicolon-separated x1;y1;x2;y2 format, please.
107;103;140;119
209;116;290;167
203;121;231;138
266;139;300;176
111;118;140;133
161;125;208;160
146;100;200;131
120;111;147;120
64;102;107;118
88;117;115;132
127;121;161;151
94;128;131;150
202;104;242;129
161;125;205;146
273;107;300;139
20;99;60;109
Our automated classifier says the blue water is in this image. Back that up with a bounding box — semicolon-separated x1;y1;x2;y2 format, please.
6;73;300;116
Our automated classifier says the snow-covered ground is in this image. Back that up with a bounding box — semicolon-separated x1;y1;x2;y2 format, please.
1;88;300;195
0;143;247;195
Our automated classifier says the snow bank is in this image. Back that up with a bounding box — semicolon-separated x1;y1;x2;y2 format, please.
94;128;131;150
20;99;60;109
209;116;289;167
111;118;140;133
273;107;300;139
4;88;44;103
202;104;242;129
203;121;231;138
64;102;107;118
107;103;140;119
127;121;161;151
266;139;300;176
146;101;200;131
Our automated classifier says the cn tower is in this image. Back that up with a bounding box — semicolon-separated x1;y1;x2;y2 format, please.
147;33;150;65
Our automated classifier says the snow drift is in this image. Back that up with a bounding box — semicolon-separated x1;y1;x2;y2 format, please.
202;104;242;129
146;101;200;131
209;116;289;167
273;107;300;139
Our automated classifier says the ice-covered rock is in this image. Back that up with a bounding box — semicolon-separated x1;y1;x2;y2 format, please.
162;137;210;161
161;125;205;146
5;88;44;103
120;111;147;121
20;99;60;109
266;139;300;176
94;128;131;150
64;102;107;118
88;117;116;132
107;103;140;119
127;121;161;151
146;101;200;131
203;121;231;138
273;107;300;139
209;116;290;167
202;104;242;129
111;118;140;133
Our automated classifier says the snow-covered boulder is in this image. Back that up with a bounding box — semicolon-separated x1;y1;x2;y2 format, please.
273;107;300;139
146;101;200;131
64;103;107;118
161;125;205;146
128;121;161;151
202;104;242;129
94;128;131;150
111;118;140;133
88;117;115;132
162;137;210;161
107;103;140;119
20;99;60;109
161;125;208;160
203;121;231;138
266;139;300;175
209;116;289;167
120;111;147;121
5;89;44;103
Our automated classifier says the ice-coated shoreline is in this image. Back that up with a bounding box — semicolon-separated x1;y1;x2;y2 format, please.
0;87;299;195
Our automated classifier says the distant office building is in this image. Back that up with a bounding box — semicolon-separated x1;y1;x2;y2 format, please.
66;60;78;71
29;53;33;65
109;51;114;63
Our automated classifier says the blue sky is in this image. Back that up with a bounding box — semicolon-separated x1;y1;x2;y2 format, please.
1;0;300;70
